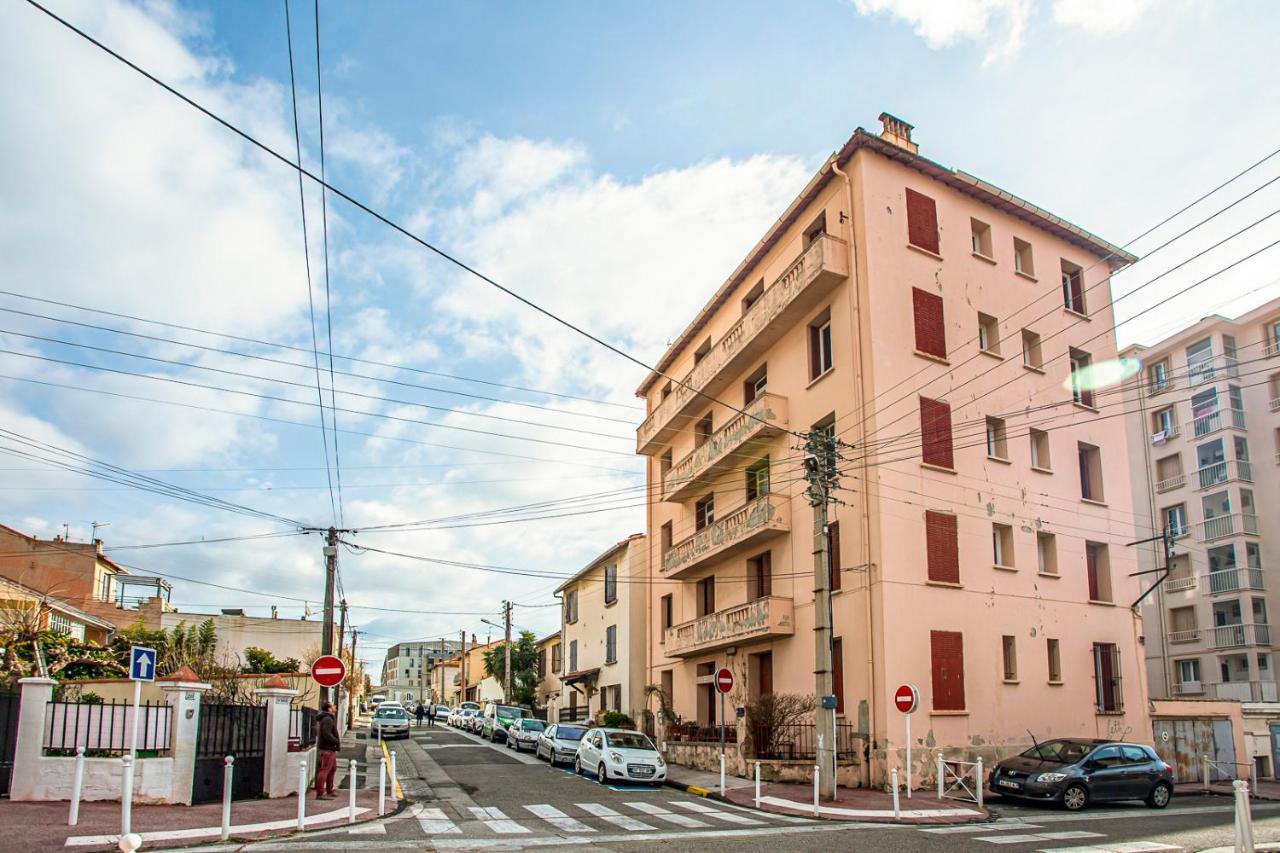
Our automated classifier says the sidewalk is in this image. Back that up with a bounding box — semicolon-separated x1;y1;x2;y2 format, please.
665;764;988;824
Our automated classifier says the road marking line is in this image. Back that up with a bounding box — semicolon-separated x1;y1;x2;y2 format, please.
974;835;1056;845
412;805;461;835
667;800;764;825
921;823;1042;834
1039;832;1108;841
524;804;597;833
468;806;530;834
624;801;709;828
576;802;657;831
1037;844;1181;853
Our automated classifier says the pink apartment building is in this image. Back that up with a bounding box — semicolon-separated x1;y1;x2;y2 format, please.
638;113;1151;785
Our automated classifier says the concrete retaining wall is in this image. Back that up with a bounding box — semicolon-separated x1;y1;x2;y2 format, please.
23;755;175;803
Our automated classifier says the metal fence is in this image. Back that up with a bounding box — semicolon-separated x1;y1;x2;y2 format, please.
558;707;589;723
748;720;861;760
43;699;172;756
289;706;318;750
666;722;737;745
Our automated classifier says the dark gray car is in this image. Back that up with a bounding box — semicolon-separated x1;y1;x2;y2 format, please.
536;723;587;767
989;738;1174;811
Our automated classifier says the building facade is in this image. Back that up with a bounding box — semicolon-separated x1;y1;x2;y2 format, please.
0;524;136;629
536;631;563;719
639;112;1150;784
380;639;463;704
0;575;116;644
557;535;647;723
1124;300;1280;705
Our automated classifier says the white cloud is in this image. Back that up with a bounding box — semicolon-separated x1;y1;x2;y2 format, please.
851;0;1032;64
1051;0;1157;34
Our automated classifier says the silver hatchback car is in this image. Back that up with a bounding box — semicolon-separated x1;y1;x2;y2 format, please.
535;723;588;767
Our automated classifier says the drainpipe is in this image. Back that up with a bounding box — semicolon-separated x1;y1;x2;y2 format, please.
831;157;876;788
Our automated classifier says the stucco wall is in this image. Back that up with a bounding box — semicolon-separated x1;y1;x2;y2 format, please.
25;755;175;803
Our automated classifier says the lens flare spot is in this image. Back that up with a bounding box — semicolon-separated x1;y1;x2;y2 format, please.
1063;357;1142;394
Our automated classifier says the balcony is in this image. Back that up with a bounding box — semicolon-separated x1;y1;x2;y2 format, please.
1195;459;1253;490
1207;567;1265;596
637;234;849;455
662;394;789;502
662;494;790;578
1187;407;1246;439
1155;473;1185;492
1171;680;1204;696
664;595;795;657
1165;574;1197;593
1188;357;1241;387
1209;680;1280;702
1151;424;1180;445
1197;513;1259;542
1168;629;1201;644
1210;622;1271;649
1147;379;1174;397
1271;397;1280;413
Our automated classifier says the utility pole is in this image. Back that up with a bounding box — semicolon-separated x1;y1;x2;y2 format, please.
336;599;347;714
321;527;338;708
503;601;513;702
460;629;468;703
347;629;359;729
439;638;446;705
1128;527;1175;609
804;428;840;801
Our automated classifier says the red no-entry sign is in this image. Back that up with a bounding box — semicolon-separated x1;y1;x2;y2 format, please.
894;683;919;714
715;668;734;694
311;655;347;688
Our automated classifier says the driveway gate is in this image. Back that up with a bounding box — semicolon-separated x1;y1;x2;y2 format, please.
0;690;18;797
1151;717;1235;784
192;702;267;804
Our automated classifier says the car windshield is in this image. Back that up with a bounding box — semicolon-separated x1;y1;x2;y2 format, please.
520;720;546;732
1019;739;1095;764
605;732;655;750
556;726;587;741
497;706;525;718
376;708;407;719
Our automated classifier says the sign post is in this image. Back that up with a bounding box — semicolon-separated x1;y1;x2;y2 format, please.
894;684;919;799
714;668;734;783
127;646;157;760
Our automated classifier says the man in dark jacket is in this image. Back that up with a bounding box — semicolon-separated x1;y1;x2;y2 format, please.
315;702;341;799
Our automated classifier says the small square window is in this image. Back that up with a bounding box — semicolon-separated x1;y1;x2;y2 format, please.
1086;541;1112;602
978;312;1000;355
1022;330;1043;370
694;413;713;447
809;309;834;379
1002;635;1018;682
744;364;767;405
993;523;1015;568
1037;531;1058;575
742;279;764;314
1047;638;1062;683
695;493;716;531
970;218;993;258
1079;442;1104;502
1061;259;1086;314
1030;428;1051;470
1013;237;1035;277
1070;348;1096;408
693;337;712;366
986;416;1008;460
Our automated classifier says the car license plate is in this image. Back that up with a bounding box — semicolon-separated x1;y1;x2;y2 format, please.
630;766;655;777
998;779;1021;790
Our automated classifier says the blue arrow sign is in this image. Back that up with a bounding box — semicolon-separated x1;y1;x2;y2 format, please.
130;646;157;682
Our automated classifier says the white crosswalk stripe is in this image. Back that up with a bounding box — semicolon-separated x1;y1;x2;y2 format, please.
668;800;765;825
468;806;531;834
1038;843;1181;853
413;805;461;835
625;801;711;827
972;831;1107;845
523;804;597;833
575;802;658;831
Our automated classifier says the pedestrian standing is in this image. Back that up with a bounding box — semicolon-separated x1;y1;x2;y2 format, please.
427;703;436;727
415;702;426;728
314;701;340;800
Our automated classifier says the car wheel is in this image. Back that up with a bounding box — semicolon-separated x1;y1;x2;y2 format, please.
1061;783;1089;812
598;763;609;785
1146;782;1172;809
575;756;584;775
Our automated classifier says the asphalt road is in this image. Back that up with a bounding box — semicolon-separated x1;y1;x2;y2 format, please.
197;721;1280;852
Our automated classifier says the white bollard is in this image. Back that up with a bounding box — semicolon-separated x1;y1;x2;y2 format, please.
891;767;901;820
813;765;820;818
1234;779;1256;853
68;746;85;826
119;756;135;838
976;757;984;810
754;760;761;808
1203;755;1211;792
720;754;726;797
378;756;386;816
937;753;945;799
297;759;307;831
348;760;358;824
391;750;398;800
221;756;234;841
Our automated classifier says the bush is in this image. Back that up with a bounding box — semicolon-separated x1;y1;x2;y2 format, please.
602;711;635;729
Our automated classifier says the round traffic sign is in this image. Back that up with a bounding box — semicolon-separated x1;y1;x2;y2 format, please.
311;654;347;688
894;683;919;714
715;667;735;694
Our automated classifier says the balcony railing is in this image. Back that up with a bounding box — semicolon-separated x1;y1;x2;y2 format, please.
1155;473;1185;492
1197;513;1259;542
637;234;849;455
662;394;788;502
1270;397;1280;413
1165;574;1197;592
1147;378;1173;397
1171;680;1203;695
662;494;789;577
1188;357;1240;386
1188;408;1246;438
1207;567;1265;595
1151;423;1180;444
1210;622;1271;649
1168;629;1201;644
1208;680;1280;702
1196;459;1253;490
664;595;795;657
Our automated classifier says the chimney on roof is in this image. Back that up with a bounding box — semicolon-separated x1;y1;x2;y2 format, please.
878;112;918;154
471;633;477;646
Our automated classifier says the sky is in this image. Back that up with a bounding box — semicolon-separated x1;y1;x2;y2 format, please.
1;0;1278;676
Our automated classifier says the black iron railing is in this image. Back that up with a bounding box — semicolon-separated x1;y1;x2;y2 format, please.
749;720;861;760
43;699;172;756
289;706;318;750
665;722;736;744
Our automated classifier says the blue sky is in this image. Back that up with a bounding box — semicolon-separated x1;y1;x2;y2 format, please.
1;0;1278;672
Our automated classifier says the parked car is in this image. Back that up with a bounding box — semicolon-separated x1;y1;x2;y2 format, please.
370;704;411;740
456;708;477;729
481;703;528;742
468;711;485;733
434;704;451;720
989;739;1174;811
575;727;666;785
536;723;587;767
506;718;546;752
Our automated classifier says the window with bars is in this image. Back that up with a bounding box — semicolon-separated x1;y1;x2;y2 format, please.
1093;642;1123;712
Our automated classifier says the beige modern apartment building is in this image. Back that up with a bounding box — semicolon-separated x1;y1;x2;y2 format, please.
638;112;1150;784
556;535;647;723
1124;299;1280;703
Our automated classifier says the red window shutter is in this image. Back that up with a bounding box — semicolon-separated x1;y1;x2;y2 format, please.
905;188;940;255
925;511;959;584
828;521;842;592
832;637;845;714
911;287;946;358
919;397;954;469
1086;546;1100;601
930;630;965;711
